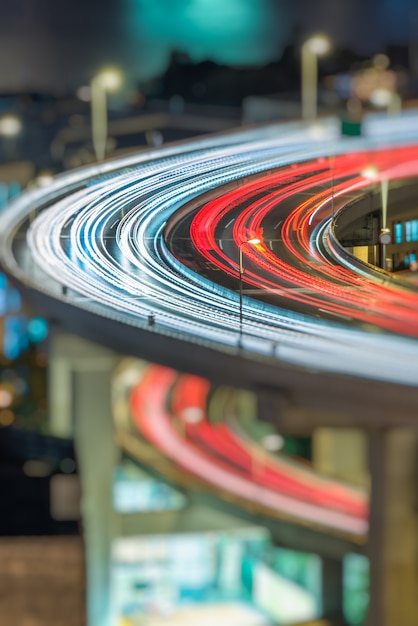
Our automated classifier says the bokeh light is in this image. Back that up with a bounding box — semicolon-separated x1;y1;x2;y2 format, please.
0;387;13;408
304;34;331;56
27;317;49;344
76;85;92;102
0;409;14;426
0;115;22;137
181;406;205;423
262;433;285;452
60;458;76;474
95;68;123;92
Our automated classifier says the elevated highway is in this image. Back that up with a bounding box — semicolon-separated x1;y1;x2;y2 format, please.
2;112;418;625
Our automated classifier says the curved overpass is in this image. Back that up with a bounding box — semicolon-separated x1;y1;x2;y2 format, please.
125;362;367;537
1;115;418;428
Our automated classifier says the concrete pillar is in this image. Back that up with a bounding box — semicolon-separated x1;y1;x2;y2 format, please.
48;331;119;626
48;355;73;438
367;429;418;626
312;428;369;490
48;329;118;440
321;557;345;624
73;363;119;626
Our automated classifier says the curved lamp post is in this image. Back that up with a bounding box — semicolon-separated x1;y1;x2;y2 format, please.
301;34;331;120
90;68;123;161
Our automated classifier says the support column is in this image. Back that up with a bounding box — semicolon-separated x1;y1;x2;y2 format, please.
321;557;345;624
367;429;418;626
74;363;119;626
49;331;119;626
48;355;73;438
312;428;368;489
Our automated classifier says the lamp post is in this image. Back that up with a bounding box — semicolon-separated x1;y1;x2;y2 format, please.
90;68;123;161
362;166;391;269
0;115;22;137
251;433;285;481
176;406;204;442
238;237;261;346
368;53;401;117
0;114;22;161
301;34;331;120
370;88;402;116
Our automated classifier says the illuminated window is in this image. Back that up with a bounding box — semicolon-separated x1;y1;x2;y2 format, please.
405;221;412;243
8;181;21;200
394;222;402;244
0;182;20;208
0;183;7;209
343;553;369;625
4;317;21;360
412;219;418;242
113;461;186;513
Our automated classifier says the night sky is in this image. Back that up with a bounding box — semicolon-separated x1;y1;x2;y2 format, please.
0;0;416;92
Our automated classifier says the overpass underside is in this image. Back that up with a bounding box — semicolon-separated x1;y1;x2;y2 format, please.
48;331;418;626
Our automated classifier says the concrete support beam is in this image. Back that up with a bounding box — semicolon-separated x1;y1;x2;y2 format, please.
321;557;344;624
313;428;368;490
73;365;119;626
49;331;119;626
367;429;418;626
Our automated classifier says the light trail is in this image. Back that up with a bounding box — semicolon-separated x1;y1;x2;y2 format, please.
189;145;418;336
130;364;368;536
2;113;418;534
0;115;418;388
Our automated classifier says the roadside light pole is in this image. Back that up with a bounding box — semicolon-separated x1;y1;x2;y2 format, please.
90;68;123;161
0;114;22;137
0;114;22;161
238;238;261;347
370;88;402;116
362;167;391;269
301;34;331;120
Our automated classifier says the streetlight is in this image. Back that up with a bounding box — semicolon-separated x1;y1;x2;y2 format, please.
0;115;22;137
238;237;261;346
369;88;402;116
252;432;285;480
262;433;284;452
368;53;401;116
301;34;331;120
0;114;22;161
361;167;391;269
90;67;123;161
176;405;204;440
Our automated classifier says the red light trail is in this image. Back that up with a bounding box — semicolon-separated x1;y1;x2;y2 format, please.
190;146;418;335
